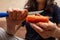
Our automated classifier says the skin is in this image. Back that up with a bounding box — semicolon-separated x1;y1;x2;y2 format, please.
30;21;60;38
36;0;45;10
6;8;28;35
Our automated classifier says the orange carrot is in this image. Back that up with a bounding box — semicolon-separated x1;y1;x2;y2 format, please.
26;15;49;23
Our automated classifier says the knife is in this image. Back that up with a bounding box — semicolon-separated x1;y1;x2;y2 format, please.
0;10;44;17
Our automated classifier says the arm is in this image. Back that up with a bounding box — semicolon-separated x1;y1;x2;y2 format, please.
6;21;22;35
6;8;28;35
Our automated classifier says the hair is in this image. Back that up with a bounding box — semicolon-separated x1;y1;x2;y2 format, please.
24;0;38;11
24;0;57;13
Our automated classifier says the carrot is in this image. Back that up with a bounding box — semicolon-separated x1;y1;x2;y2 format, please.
26;15;49;23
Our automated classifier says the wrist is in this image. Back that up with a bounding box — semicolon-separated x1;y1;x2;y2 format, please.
6;23;22;34
6;23;16;35
6;32;14;36
52;26;60;38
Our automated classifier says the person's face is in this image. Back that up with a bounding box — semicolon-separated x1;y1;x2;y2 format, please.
36;0;45;5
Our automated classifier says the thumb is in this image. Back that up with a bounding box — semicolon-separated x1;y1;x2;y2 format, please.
30;23;44;32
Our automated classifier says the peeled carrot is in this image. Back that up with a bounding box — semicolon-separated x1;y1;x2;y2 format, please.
26;15;49;23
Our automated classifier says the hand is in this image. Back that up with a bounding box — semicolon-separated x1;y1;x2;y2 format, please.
6;8;28;34
6;8;28;26
30;21;57;39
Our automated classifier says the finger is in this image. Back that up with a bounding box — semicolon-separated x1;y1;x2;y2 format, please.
36;22;48;30
16;9;23;21
30;23;44;32
21;9;28;20
12;8;18;20
48;21;55;25
23;9;28;18
7;8;13;20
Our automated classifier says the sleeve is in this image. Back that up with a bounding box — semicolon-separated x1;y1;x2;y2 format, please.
56;10;60;24
53;6;60;24
0;27;7;40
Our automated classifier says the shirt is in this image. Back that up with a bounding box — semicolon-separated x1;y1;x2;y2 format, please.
0;27;24;40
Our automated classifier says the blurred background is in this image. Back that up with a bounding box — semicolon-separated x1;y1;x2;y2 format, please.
0;0;60;12
0;0;60;39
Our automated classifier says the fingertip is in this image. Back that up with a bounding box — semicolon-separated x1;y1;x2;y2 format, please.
24;9;28;12
24;9;28;14
12;8;18;12
7;8;13;13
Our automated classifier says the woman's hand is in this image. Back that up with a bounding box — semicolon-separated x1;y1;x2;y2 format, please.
6;8;28;25
30;21;58;38
6;8;28;34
